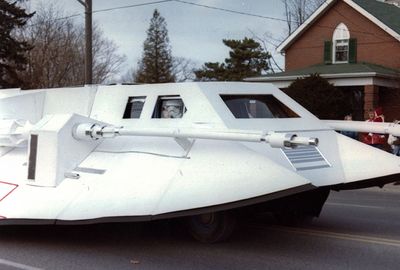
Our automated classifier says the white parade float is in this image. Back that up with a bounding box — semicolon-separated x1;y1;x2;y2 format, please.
0;82;399;242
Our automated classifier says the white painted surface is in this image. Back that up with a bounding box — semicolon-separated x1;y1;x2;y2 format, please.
0;82;399;222
42;86;97;117
0;91;45;124
336;133;400;183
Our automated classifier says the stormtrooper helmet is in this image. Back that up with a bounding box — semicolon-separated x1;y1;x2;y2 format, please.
162;99;183;118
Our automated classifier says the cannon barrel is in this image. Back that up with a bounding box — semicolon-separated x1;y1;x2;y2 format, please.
323;120;400;137
73;123;319;148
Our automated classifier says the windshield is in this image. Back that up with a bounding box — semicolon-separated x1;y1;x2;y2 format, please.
221;95;299;119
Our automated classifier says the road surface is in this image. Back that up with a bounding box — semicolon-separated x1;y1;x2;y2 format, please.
0;184;399;270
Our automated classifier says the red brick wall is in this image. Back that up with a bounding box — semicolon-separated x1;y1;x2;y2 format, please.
363;85;379;119
285;0;400;71
380;86;400;122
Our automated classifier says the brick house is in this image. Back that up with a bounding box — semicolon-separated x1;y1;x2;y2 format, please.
247;0;400;121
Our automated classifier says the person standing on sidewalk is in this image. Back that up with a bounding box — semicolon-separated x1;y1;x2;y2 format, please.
361;108;386;149
388;120;400;156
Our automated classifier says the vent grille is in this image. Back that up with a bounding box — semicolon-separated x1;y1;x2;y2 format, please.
28;134;38;180
282;146;330;171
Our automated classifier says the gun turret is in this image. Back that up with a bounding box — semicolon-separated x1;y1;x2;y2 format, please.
72;123;319;148
323;120;400;136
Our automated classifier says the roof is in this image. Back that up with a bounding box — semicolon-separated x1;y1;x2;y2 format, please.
278;0;400;52
246;62;400;81
353;0;400;35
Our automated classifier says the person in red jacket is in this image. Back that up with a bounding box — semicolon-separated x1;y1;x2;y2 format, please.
361;107;386;148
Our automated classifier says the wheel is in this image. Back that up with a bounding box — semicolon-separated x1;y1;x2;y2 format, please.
187;211;237;243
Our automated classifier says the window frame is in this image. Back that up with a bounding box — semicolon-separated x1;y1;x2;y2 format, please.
220;94;300;119
334;39;349;63
122;96;147;119
152;95;187;119
332;23;350;64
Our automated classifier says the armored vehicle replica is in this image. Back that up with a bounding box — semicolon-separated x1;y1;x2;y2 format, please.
1;82;400;242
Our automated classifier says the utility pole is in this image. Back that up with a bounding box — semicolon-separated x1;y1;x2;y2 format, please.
77;0;93;85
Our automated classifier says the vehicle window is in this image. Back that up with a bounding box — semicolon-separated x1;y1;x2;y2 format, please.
123;96;146;119
221;95;299;119
152;96;186;119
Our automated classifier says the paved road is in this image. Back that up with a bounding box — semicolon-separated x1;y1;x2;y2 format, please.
0;184;399;270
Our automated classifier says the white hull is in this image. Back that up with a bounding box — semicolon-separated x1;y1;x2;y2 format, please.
0;82;399;224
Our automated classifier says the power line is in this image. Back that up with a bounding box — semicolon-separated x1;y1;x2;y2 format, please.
90;1;400;42
25;0;400;43
92;0;173;14
173;0;288;23
26;13;82;28
89;0;400;46
331;8;390;41
173;0;400;40
26;0;173;27
286;39;400;51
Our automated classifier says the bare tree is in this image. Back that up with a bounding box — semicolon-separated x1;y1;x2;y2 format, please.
119;66;137;84
281;0;325;36
91;25;126;84
19;3;125;89
172;57;197;82
248;29;284;73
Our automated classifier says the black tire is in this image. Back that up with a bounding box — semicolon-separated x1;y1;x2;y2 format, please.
187;211;237;243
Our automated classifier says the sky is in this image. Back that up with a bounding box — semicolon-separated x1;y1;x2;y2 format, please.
28;0;289;80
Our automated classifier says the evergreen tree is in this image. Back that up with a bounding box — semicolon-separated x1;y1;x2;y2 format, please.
135;9;175;83
285;74;353;120
195;37;270;81
0;0;33;88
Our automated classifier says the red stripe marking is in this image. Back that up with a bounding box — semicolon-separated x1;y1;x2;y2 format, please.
0;181;18;202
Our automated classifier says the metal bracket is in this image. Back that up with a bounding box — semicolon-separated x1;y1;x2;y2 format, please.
64;172;80;180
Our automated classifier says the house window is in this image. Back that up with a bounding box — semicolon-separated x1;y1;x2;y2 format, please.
332;23;350;63
334;39;349;62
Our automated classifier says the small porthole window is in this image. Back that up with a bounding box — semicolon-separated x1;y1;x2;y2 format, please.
152;96;186;119
123;96;146;119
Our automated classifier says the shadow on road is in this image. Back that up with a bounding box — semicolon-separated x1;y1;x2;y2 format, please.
0;215;283;246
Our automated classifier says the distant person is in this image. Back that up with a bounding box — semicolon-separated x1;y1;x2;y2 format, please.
361;109;375;145
374;107;385;122
361;108;386;149
340;114;358;140
388;120;400;156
